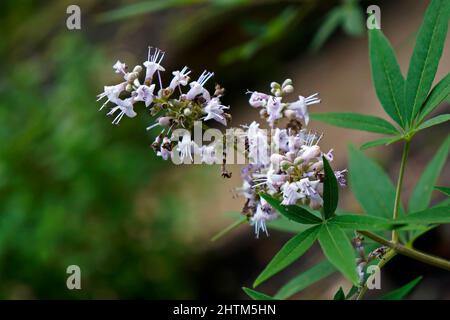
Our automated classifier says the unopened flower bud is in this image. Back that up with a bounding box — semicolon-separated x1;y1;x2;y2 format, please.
126;83;133;92
127;72;139;82
183;108;192;116
133;65;143;73
282;79;292;87
280;160;292;170
270;154;285;167
158;117;173;127
300;145;321;162
309;160;324;172
294;156;304;166
282;85;294;94
284;109;296;119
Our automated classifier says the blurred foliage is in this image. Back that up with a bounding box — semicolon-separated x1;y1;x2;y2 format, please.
0;1;208;299
98;0;366;65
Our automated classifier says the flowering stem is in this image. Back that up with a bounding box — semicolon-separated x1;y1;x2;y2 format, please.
392;139;411;243
356;248;396;300
211;217;246;242
358;230;450;271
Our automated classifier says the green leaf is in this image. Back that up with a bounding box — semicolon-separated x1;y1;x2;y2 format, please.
409;135;450;212
310;7;345;52
211;217;246;242
260;193;323;224
220;7;299;64
318;223;358;284
349;145;402;218
97;0;204;22
416;114;450;131
342;3;364;36
333;287;346;300
418;73;450;123
345;285;359;300
368;28;406;126
332;214;400;230
242;287;276;300
435;186;450;197
360;136;403;150
405;0;450;122
310;112;399;135
398;206;450;224
274;260;336;299
381;276;423;300
253;225;320;287
322;156;338;219
268;216;310;234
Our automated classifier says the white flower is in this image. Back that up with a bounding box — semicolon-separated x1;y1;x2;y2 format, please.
288;134;304;154
106;97;137;125
248;91;269;108
247;122;270;166
241;180;255;200
266;96;283;127
250;199;277;238
273;128;289;153
298;178;320;197
200;143;218;164
143;47;165;82
134;84;155;107
281;181;304;205
157;137;171;160
186;70;214;101
112;60;127;74
169;66;191;90
299;145;321;162
266;168;287;192
287;93;320;125
335;169;348;187
176;134;194;162
298;178;323;208
324;149;334;162
97;82;127;110
202;97;229;126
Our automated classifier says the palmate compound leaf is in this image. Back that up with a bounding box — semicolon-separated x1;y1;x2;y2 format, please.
381;276;423;300
405;0;450;123
310;112;399;135
274;260;336;299
409;135;450;213
260;193;323;224
253;225;320;287
318;222;359;285
368;28;406;127
322;156;338;219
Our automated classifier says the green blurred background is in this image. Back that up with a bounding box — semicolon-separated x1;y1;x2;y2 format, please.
0;0;448;299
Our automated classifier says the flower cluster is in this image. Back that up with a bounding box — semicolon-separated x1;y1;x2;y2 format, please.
248;79;320;128
97;47;231;163
238;80;347;237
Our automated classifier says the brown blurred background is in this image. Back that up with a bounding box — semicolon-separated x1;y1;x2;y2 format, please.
0;0;448;299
